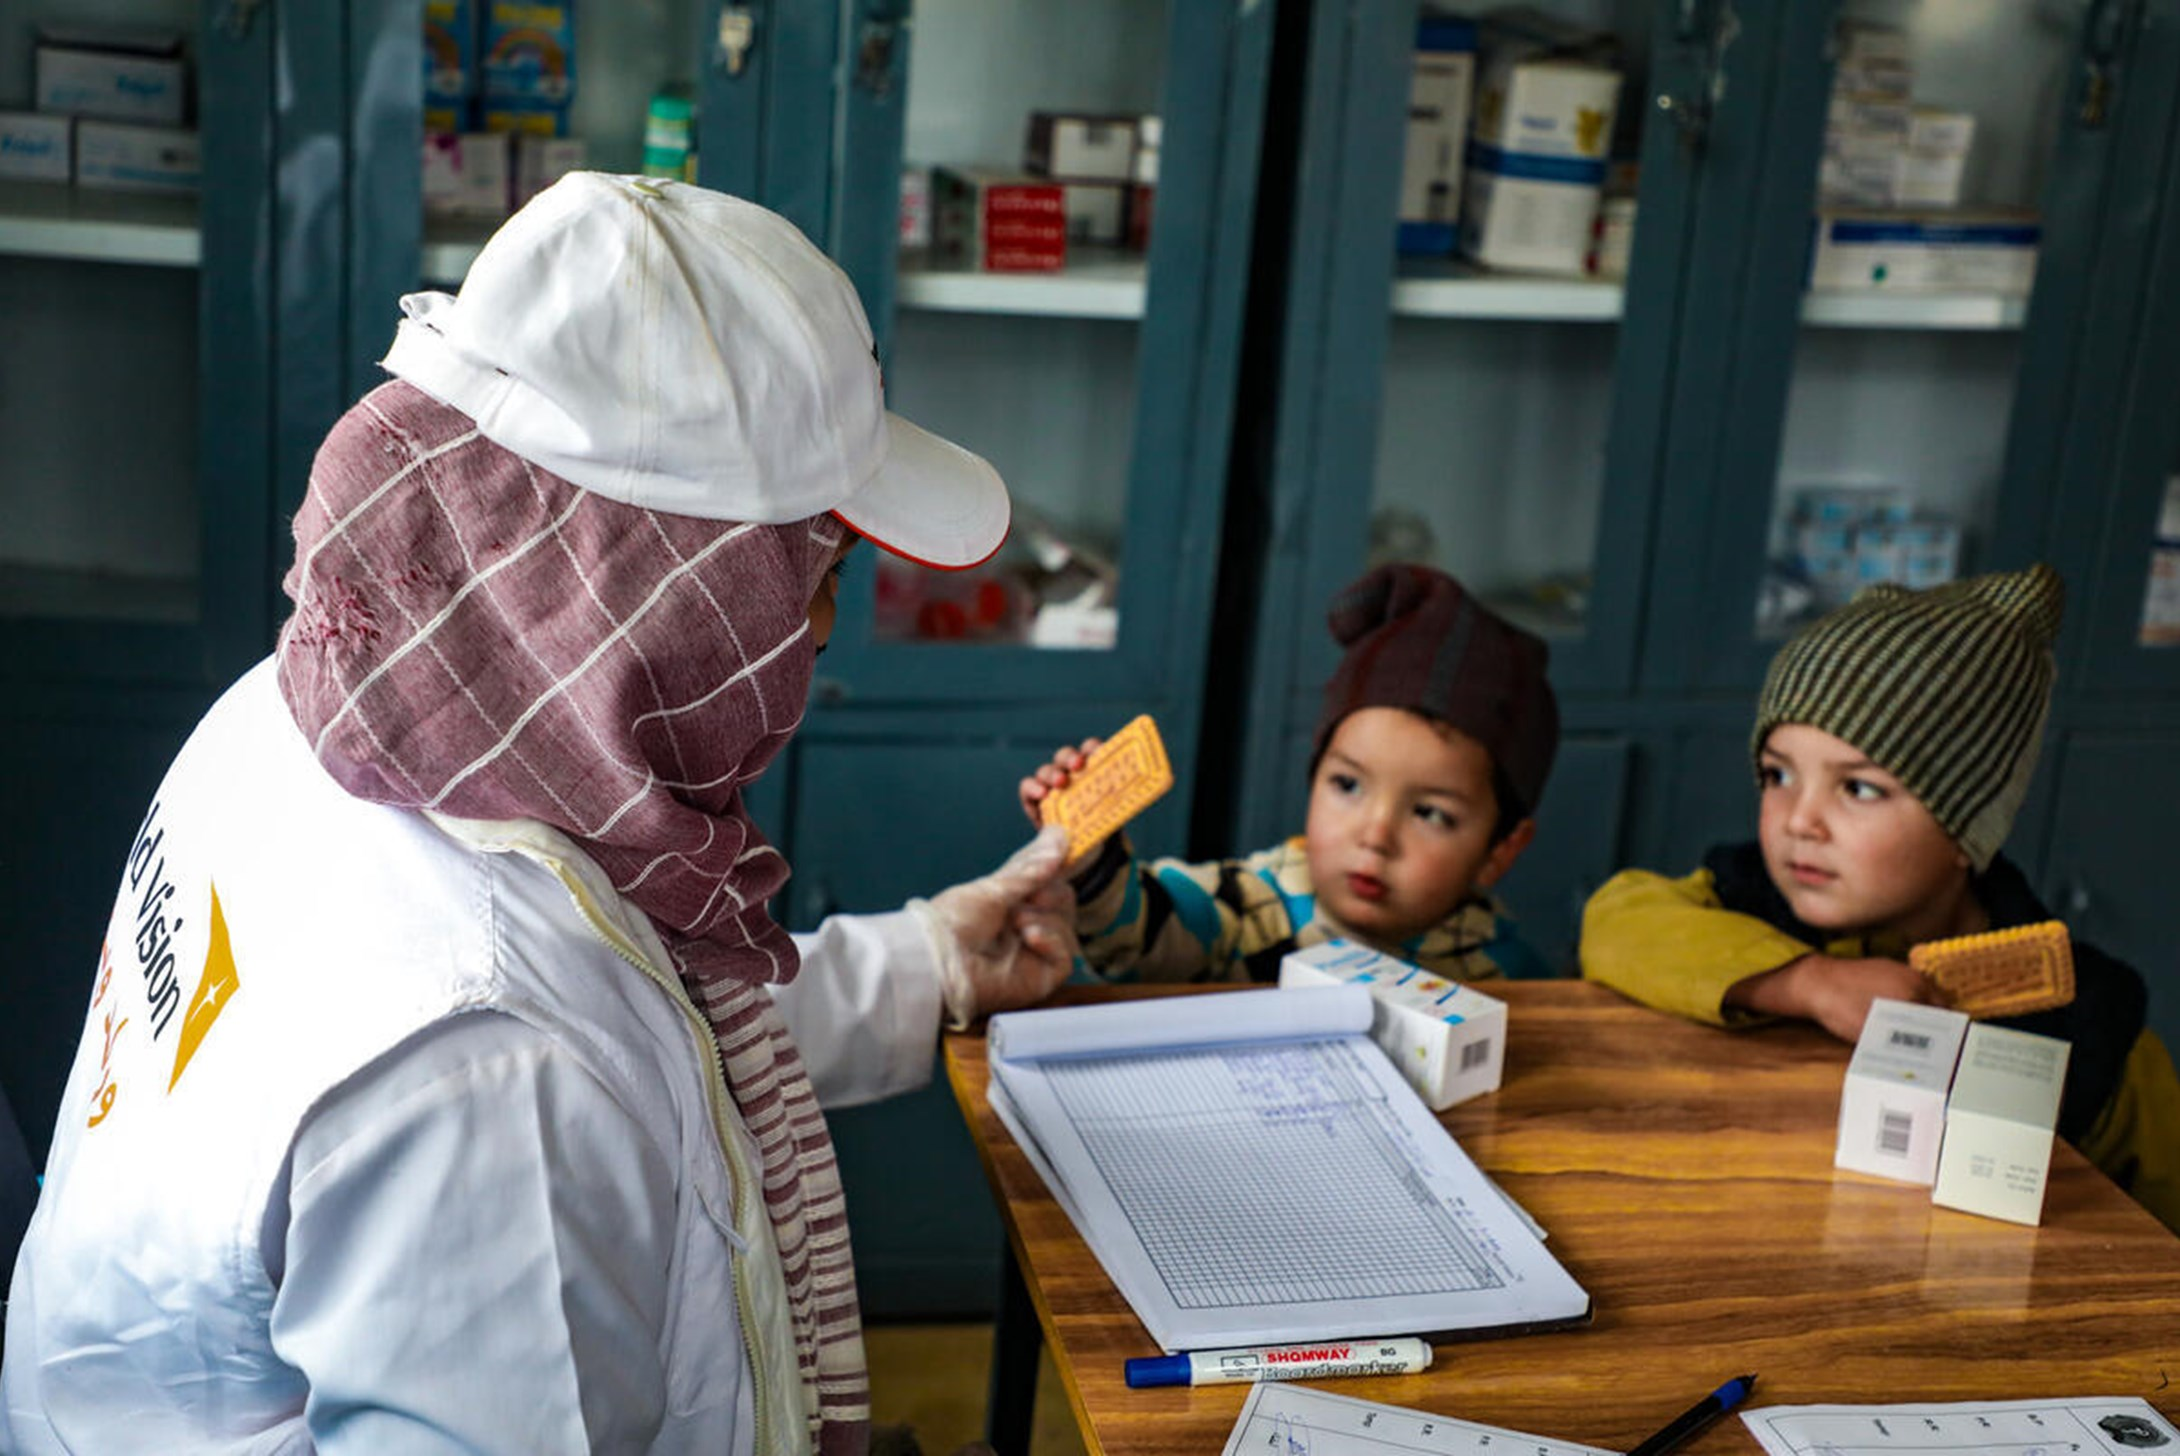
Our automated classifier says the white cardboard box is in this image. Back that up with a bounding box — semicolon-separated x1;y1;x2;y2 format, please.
422;131;511;218
35;31;187;127
1023;113;1138;183
1808;209;2040;293
1397;17;1476;255
1932;1022;2069;1226
1835;998;1970;1185
513;134;585;208
1278;939;1506;1110
1461;42;1621;275
0;112;72;182
73;120;198;193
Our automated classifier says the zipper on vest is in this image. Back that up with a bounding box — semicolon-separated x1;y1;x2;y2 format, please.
541;862;785;1456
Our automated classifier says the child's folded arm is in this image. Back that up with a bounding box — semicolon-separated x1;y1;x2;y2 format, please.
1579;867;1815;1027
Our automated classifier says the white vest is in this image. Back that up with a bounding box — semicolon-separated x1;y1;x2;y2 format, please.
2;663;818;1454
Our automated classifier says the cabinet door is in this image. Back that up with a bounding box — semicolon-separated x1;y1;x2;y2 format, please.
1492;735;1631;975
2043;733;2180;1059
779;733;1157;1316
1654;0;2177;692
2042;3;2180;696
809;0;1273;720
1229;0;1770;851
0;1;279;687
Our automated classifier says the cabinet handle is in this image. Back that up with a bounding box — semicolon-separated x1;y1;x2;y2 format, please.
2077;0;2143;129
2065;881;2093;919
717;6;758;77
220;0;266;40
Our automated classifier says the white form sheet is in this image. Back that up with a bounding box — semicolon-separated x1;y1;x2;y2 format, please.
1219;1380;1615;1456
986;987;1590;1352
1742;1398;2180;1455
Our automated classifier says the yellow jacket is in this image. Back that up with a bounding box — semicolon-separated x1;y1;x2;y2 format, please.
1581;859;2180;1234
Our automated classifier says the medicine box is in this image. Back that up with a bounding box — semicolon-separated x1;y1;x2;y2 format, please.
480;0;575;137
1808;209;2040;293
1278;939;1506;1111
1833;20;1912;99
35;27;188;128
1835;998;1970;1185
513;134;585;208
1397;15;1477;257
424;0;478;134
931;167;1066;272
74;121;199;193
900;165;933;250
1024;113;1138;183
1061;183;1129;246
0;112;72;183
422;130;511;218
1460;22;1622;275
1932;1022;2069;1226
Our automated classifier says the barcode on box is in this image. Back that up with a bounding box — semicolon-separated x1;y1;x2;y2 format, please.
1877;1108;1913;1157
1889;1029;1931;1051
1459;1040;1491;1073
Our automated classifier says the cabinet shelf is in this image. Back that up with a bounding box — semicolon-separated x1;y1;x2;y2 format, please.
0;181;199;267
896;247;1147;318
1389;259;2028;329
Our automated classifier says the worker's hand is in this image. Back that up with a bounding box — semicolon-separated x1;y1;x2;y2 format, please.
1018;738;1102;831
914;824;1079;1029
1734;954;1947;1044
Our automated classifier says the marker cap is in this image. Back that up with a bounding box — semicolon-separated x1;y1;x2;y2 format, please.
1124;1355;1192;1389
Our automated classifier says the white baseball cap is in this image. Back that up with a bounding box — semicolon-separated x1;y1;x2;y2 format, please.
381;172;1009;569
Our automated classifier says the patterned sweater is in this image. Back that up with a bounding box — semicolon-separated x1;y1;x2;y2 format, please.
1071;834;1549;984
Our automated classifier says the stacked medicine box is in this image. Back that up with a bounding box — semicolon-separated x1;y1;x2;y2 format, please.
1784;487;1962;610
1811;20;2036;294
0;26;197;193
422;0;587;221
1458;12;1622;276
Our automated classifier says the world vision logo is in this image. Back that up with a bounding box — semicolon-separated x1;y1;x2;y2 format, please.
122;799;240;1096
170;882;240;1092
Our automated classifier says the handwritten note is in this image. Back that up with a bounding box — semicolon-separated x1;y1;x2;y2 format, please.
1219;1380;1613;1456
1742;1397;2180;1455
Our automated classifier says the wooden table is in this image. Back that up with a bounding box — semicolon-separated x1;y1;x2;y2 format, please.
943;982;2180;1456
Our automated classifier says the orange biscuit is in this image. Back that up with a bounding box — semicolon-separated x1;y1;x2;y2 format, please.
1041;715;1173;865
1908;920;2076;1019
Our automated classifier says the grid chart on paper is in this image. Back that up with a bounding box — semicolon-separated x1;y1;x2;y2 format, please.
1046;1038;1503;1309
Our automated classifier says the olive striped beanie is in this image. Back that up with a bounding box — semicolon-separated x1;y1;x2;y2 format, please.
1752;564;2064;872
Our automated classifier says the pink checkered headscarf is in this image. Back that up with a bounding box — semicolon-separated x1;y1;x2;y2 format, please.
277;379;870;1454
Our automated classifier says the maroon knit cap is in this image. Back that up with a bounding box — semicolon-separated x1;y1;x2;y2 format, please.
1315;563;1559;820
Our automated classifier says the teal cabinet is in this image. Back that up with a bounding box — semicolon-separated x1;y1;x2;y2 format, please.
0;0;297;1154
2040;733;2180;1057
1226;0;2180;971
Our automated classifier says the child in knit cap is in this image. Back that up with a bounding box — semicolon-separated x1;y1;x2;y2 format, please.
1021;562;1560;983
1582;563;2180;1231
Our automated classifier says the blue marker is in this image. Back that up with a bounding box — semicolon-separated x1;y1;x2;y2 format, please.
1627;1373;1758;1456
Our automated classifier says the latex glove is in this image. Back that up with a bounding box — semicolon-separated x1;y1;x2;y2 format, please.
911;824;1079;1029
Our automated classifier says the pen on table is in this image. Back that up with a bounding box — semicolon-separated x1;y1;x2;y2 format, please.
1123;1338;1432;1388
1626;1373;1757;1456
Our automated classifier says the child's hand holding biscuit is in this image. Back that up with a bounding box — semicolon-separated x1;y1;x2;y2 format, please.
1020;737;1104;830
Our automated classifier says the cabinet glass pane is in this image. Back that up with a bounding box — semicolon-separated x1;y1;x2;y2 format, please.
418;1;699;286
1756;0;2066;638
2144;472;2180;649
0;0;200;627
1372;0;1639;644
879;0;1165;649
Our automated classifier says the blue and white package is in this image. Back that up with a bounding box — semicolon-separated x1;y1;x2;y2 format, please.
1278;938;1507;1110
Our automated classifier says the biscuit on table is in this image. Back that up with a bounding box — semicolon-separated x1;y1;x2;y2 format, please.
1040;715;1173;866
1909;920;2075;1019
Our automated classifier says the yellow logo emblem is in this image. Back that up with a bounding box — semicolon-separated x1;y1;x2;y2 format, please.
170;883;240;1092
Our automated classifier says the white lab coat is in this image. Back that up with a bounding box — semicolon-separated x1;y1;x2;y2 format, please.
1;662;946;1455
